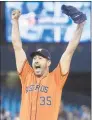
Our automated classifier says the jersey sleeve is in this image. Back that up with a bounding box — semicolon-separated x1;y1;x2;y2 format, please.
18;59;33;84
52;63;69;89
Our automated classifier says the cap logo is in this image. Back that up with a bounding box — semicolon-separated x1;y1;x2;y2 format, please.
37;49;42;52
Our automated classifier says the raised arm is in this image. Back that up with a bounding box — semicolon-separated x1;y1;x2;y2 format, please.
11;10;27;73
60;22;85;75
59;5;87;75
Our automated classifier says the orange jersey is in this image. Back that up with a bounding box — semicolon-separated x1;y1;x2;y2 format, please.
18;60;69;120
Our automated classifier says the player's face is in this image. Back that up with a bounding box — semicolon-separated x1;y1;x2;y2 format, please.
32;55;51;77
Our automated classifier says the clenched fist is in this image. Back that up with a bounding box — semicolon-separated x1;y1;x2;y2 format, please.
12;10;21;20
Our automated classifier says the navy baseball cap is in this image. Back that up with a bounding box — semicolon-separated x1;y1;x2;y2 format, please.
30;48;51;60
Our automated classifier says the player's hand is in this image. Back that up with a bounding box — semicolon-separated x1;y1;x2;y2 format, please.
61;5;87;24
12;10;21;20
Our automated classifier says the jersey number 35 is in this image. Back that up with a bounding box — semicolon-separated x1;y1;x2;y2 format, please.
40;96;52;106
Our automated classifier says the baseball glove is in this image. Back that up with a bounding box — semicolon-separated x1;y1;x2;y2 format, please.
61;5;87;24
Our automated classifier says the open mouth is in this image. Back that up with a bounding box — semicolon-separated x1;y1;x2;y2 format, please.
35;65;41;69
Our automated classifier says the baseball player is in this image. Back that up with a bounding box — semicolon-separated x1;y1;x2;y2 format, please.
11;5;86;120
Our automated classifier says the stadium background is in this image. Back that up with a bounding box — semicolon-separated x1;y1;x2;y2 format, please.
0;1;91;120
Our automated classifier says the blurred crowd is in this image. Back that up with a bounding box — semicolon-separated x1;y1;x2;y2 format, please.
0;103;91;120
58;103;91;120
0;108;19;120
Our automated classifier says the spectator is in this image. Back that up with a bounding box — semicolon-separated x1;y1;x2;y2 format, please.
58;102;68;120
0;108;11;120
81;105;91;120
73;109;81;120
67;111;73;120
14;112;20;120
